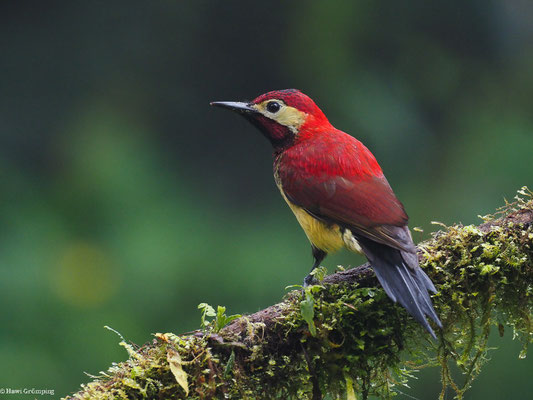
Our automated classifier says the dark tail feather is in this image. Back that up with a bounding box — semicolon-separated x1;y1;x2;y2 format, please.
359;239;442;338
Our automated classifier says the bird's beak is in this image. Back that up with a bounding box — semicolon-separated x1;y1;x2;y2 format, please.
210;101;258;114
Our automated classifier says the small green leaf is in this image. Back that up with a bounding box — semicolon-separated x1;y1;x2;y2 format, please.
285;284;303;291
345;374;356;400
213;305;241;332
224;350;236;378
198;303;216;329
310;266;328;282
300;289;316;336
215;306;226;332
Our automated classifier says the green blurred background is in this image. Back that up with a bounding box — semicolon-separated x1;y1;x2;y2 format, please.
1;1;532;398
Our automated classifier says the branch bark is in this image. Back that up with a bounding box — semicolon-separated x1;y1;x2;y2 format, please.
66;192;533;400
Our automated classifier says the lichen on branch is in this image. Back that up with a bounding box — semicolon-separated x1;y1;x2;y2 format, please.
65;188;533;400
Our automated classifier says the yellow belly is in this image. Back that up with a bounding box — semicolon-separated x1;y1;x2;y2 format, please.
278;189;344;253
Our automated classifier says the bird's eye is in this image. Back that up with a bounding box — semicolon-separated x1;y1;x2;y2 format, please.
266;101;281;113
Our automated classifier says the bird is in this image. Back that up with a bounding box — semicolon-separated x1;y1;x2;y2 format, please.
210;89;442;338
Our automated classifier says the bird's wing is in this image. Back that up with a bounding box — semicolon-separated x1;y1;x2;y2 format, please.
276;138;415;253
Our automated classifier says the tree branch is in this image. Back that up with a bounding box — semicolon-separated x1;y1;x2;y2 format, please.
66;189;533;400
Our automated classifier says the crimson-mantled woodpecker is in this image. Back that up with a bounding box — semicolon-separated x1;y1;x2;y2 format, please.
211;89;442;337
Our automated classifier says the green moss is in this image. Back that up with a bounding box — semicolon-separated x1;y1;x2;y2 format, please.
65;189;533;400
419;189;533;399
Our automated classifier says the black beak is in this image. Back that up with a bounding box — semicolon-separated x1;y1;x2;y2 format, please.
210;101;258;114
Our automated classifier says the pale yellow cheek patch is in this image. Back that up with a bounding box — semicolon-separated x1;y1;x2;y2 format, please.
273;106;306;131
255;101;306;132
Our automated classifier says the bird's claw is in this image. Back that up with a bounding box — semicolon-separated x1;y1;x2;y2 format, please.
303;274;318;288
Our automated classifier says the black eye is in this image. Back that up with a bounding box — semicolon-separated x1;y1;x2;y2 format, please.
266;101;281;113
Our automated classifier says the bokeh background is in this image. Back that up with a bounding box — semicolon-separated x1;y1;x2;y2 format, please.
1;1;532;398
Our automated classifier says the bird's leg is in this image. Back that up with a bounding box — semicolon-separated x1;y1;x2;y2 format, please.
303;246;327;287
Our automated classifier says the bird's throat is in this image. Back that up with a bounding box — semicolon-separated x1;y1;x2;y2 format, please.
245;114;295;151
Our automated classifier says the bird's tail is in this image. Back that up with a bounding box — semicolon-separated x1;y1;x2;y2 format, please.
358;239;442;338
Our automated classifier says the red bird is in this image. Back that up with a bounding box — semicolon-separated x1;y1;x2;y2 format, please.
211;89;441;337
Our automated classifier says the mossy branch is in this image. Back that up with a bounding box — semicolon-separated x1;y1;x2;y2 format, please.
66;188;533;400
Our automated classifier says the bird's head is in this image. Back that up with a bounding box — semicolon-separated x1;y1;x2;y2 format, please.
211;89;329;151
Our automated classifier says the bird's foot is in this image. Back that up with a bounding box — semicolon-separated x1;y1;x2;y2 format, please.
303;273;317;288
